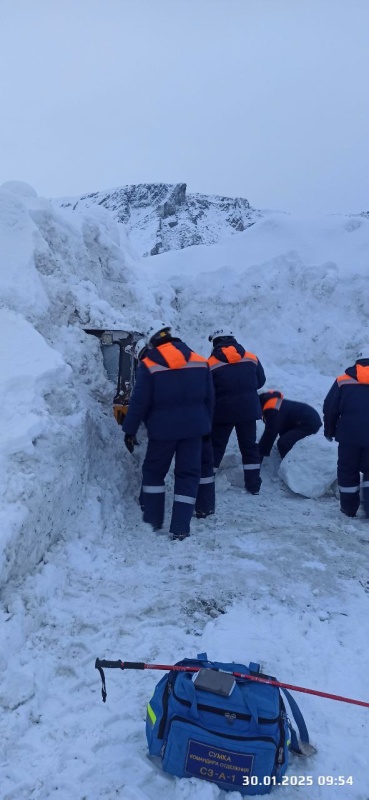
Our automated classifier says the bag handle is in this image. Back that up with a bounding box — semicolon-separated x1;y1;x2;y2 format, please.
281;687;310;755
197;655;258;722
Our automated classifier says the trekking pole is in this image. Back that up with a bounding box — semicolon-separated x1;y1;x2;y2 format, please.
94;658;369;708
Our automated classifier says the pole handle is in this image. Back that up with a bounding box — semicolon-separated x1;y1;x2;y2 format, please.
94;658;124;702
94;659;147;702
95;658;124;670
95;659;146;670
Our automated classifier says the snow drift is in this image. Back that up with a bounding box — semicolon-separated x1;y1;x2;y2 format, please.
0;180;173;588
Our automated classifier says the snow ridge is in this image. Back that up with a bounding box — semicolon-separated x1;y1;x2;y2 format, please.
56;182;262;257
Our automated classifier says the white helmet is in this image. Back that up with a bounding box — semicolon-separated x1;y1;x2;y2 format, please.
147;321;172;346
134;338;148;360
208;328;234;343
356;346;369;361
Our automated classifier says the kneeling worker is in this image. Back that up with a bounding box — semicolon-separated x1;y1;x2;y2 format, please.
122;323;214;540
258;390;322;460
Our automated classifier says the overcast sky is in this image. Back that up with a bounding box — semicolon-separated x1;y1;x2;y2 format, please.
1;0;368;214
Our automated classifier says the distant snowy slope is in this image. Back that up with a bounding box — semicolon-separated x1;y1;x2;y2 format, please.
55;182;262;257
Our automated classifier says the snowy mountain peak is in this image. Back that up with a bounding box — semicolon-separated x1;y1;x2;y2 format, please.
56;182;261;257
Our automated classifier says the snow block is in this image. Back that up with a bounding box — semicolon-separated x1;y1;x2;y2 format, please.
218;452;245;488
278;436;337;498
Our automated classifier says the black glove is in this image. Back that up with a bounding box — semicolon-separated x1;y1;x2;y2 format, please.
124;433;139;453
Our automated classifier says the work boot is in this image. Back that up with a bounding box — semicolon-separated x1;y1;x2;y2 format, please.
195;510;214;519
246;484;261;495
340;508;356;518
245;477;262;496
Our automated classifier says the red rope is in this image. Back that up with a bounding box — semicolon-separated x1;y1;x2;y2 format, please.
124;663;369;709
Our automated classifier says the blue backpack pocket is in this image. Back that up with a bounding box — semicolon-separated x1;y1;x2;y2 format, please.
162;717;280;795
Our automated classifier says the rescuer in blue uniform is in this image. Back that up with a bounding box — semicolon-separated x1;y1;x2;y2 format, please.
258;391;322;460
208;328;266;495
123;324;214;539
323;347;369;519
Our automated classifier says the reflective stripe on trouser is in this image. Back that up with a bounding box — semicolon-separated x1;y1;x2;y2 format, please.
170;437;202;535
141;438;202;532
212;420;261;493
196;437;215;515
237;420;261;492
337;443;362;517
141;439;176;528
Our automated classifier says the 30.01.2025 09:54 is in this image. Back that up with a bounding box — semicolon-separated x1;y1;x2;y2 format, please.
242;775;354;787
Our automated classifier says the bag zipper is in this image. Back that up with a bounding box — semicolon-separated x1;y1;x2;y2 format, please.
158;682;172;739
166;715;277;745
276;698;287;766
172;687;279;725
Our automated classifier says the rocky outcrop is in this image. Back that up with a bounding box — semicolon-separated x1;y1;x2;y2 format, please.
57;183;261;257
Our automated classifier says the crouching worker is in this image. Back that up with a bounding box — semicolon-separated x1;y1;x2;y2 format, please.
123;323;214;540
323;347;369;519
258;391;322;460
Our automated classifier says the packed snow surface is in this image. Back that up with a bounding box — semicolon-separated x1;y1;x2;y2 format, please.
0;181;369;800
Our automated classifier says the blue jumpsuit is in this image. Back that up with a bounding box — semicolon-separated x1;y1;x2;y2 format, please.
323;359;369;518
258;392;322;459
123;339;214;535
208;338;265;494
195;436;215;518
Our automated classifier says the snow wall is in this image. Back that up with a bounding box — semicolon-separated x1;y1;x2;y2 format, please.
0;182;174;589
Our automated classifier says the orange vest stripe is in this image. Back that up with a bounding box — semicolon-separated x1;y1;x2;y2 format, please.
221;345;242;363
243;351;258;363
156;343;187;369
143;344;207;372
208;350;258;369
263;396;283;411
336;373;358;386
142;356;159;369
189;352;207;363
356;365;369;384
208;355;221;368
